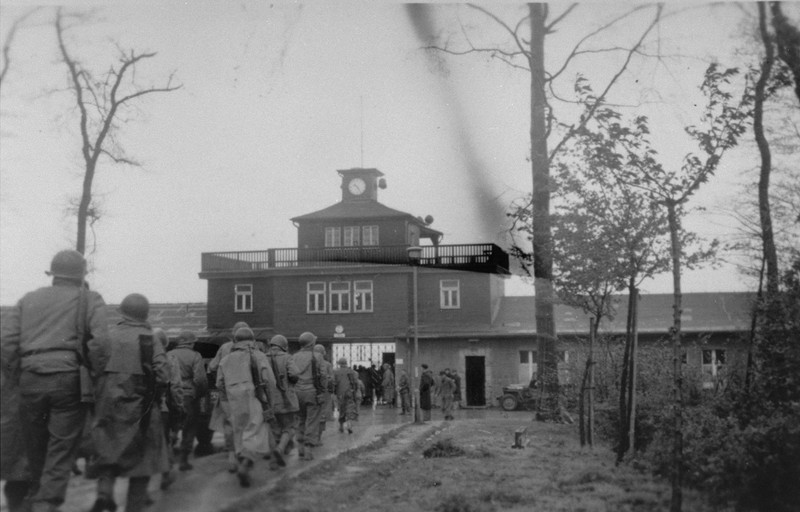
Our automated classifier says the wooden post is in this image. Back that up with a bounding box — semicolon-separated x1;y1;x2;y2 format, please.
588;317;595;447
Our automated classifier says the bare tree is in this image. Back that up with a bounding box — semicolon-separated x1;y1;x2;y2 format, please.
0;8;40;90
55;8;181;254
407;2;662;418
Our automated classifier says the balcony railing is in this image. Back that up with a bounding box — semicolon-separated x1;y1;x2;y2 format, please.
201;244;510;274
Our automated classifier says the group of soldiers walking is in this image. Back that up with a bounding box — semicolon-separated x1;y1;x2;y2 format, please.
0;250;364;512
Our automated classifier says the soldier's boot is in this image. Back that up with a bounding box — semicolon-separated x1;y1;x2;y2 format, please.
346;420;353;434
227;451;237;473
125;476;150;512
284;437;295;455
301;444;314;461
338;422;344;433
3;480;29;512
179;450;193;471
236;458;252;488
89;475;117;512
160;469;176;490
272;433;289;467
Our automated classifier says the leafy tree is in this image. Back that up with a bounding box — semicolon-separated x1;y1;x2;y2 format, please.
54;8;181;254
408;2;663;417
580;65;753;512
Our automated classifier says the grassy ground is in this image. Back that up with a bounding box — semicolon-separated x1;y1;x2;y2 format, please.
233;414;723;512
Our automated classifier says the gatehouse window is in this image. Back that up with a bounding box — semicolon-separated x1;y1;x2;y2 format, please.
329;281;351;313
354;280;373;312
307;282;326;313
440;279;460;309
234;284;253;312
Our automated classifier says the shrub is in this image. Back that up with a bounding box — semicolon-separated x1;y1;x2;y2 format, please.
424;438;466;458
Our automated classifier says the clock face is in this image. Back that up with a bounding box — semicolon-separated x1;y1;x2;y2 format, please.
348;178;366;195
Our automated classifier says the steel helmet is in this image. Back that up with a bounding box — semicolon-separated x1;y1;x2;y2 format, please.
337;357;348;366
234;327;255;341
313;344;326;355
119;293;149;322
46;250;86;280
269;334;288;351
231;321;250;334
298;331;316;347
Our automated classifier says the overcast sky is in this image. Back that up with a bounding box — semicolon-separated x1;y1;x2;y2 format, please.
1;1;795;306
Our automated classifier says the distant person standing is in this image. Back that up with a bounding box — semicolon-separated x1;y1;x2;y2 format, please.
216;327;276;487
452;369;462;409
439;370;456;420
289;332;328;461
382;363;396;407
172;330;208;470
1;250;109;512
398;369;411;415
265;334;299;470
419;364;434;422
369;363;381;404
332;358;359;434
314;345;334;446
89;294;170;512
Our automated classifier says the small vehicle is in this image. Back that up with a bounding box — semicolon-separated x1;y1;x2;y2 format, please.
497;384;539;411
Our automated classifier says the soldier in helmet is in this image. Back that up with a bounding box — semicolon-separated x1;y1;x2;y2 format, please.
1;250;109;512
289;332;328;461
264;334;299;470
208;321;249;473
333;357;359;434
216;327;276;487
89;294;170;512
172;330;208;470
313;344;334;446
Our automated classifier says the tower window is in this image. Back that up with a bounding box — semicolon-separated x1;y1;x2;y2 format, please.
325;227;341;247
344;226;360;246
362;226;379;246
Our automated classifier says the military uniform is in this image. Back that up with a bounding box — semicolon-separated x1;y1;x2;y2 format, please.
90;294;170;512
289;332;328;461
265;335;299;469
171;331;208;470
216;328;276;487
314;345;334;445
0;250;109;512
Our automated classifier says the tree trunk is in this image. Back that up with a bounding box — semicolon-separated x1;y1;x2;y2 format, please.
755;2;779;297
588;315;597;447
76;160;95;255
617;278;635;463
666;200;683;512
529;3;559;415
626;287;639;458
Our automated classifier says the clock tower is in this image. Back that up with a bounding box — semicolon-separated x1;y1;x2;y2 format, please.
339;168;385;201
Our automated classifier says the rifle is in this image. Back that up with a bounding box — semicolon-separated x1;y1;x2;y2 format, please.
75;278;94;405
310;350;325;404
250;349;274;423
